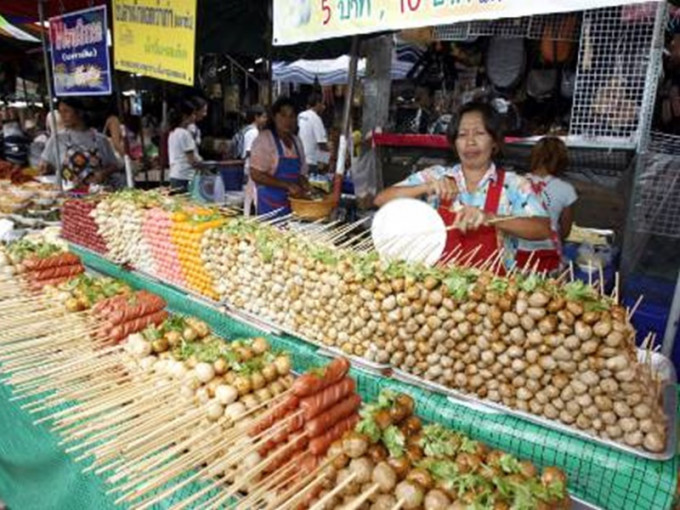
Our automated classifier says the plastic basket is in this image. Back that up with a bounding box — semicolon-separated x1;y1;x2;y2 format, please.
289;197;335;220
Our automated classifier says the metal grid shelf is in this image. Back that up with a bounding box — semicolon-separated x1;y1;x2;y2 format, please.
632;132;680;239
569;5;660;141
433;3;665;148
434;13;581;42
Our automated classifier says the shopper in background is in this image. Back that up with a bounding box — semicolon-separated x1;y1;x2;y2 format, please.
250;97;309;217
188;96;208;149
168;99;203;193
375;101;550;271
517;136;578;272
102;107;126;162
297;93;328;173
39;97;123;190
240;105;267;216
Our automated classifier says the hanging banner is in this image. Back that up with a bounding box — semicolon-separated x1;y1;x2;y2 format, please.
112;0;196;86
49;6;111;96
273;0;661;46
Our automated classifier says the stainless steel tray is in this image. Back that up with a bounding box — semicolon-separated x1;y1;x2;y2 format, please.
393;350;678;461
317;346;392;375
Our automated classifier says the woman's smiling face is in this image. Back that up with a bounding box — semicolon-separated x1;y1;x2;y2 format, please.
454;111;496;171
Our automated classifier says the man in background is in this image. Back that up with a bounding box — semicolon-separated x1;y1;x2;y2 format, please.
297;93;328;174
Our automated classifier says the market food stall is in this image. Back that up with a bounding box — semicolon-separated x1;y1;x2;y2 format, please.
0;1;677;509
0;186;676;509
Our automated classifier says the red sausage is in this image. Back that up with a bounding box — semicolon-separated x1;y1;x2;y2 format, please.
299;378;356;420
298;453;319;476
305;394;361;438
292;357;351;398
308;414;359;456
249;395;300;437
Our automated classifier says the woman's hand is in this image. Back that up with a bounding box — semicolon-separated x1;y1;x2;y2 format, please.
453;205;486;232
286;182;305;198
428;177;459;202
298;175;311;192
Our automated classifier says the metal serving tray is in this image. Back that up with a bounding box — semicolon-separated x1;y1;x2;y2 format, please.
317;346;392;376
393;349;678;461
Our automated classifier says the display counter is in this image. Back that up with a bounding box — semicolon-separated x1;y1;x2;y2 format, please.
0;245;673;510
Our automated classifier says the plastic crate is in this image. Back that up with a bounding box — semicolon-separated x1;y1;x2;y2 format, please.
624;274;677;307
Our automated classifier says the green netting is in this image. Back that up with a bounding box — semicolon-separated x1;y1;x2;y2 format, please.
1;245;673;510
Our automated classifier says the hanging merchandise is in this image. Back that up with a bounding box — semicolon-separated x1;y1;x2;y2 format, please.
561;69;576;99
541;14;579;64
527;67;558;101
486;37;526;93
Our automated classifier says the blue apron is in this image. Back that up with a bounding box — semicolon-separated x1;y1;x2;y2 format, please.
256;131;302;217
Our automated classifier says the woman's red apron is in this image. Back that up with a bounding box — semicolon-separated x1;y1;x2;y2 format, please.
515;177;561;273
437;170;505;270
256;131;301;217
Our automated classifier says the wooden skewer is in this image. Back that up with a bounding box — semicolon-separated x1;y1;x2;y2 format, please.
231;454;302;508
308;472;357;510
598;263;605;296
628;294;644;320
121;440;231;507
169;433;306;510
108;420;226;485
390;498;406;510
613;271;620;304
343;484;381;510
274;471;331;510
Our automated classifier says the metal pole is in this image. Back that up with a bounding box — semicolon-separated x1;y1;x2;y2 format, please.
38;0;62;191
332;36;360;204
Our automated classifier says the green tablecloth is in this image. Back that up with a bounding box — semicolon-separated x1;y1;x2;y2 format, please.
0;246;677;510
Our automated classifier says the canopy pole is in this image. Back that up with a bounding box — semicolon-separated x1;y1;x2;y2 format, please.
38;0;62;191
332;35;360;205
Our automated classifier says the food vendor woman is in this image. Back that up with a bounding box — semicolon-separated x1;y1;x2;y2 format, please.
249;97;310;217
39;97;123;191
375;102;551;271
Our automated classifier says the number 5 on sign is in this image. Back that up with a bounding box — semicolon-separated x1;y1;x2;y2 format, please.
322;0;331;24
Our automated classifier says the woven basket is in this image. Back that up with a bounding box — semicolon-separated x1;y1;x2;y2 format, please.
289;197;335;220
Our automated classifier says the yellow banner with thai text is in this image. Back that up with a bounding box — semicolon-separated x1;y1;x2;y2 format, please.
112;0;196;86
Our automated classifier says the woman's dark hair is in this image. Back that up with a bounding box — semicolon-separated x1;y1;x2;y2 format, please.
530;136;569;175
245;104;266;124
169;99;196;129
447;101;504;157
265;96;297;132
58;96;98;128
190;95;208;111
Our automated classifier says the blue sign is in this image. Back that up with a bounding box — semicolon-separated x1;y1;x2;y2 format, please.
49;6;111;96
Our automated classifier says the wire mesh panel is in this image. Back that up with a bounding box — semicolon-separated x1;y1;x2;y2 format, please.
432;22;471;41
469;16;530;37
632;132;680;238
435;13;581;42
527;13;582;41
569;4;661;141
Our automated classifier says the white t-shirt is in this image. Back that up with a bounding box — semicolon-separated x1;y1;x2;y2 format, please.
187;123;202;147
297;109;327;166
518;175;578;251
168;127;201;181
242;124;259;177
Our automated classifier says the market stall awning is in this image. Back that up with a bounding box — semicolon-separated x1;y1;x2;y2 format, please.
272;45;421;85
272;0;663;46
0;14;40;42
0;0;105;19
